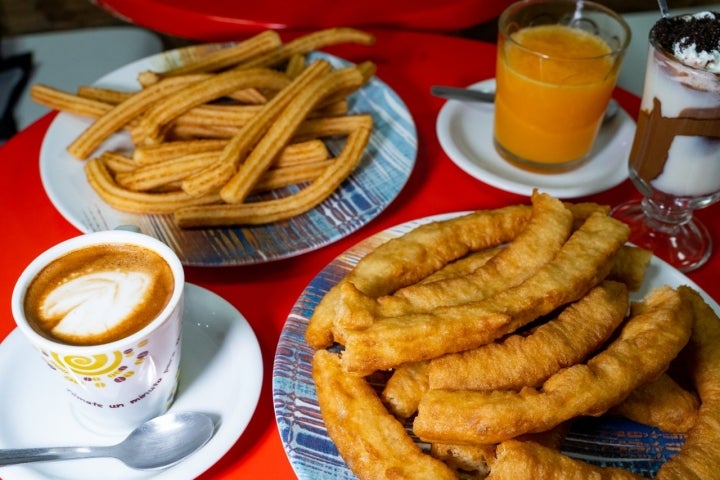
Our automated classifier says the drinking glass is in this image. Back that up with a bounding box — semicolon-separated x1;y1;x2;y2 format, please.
612;12;720;272
494;0;630;172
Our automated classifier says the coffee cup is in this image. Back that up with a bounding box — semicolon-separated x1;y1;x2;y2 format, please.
11;230;184;434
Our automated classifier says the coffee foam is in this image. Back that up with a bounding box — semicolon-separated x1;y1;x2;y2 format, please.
40;270;153;338
23;242;175;346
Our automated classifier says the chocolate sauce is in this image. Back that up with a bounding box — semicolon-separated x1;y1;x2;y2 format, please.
630;97;720;182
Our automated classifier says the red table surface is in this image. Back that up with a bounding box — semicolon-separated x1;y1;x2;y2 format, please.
95;0;514;41
1;29;718;479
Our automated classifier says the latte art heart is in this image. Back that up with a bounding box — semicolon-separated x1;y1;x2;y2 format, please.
24;243;175;346
40;271;153;338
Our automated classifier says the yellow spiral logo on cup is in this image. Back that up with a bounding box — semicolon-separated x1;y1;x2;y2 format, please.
51;351;124;376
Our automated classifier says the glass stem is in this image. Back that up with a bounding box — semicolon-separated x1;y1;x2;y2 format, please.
640;197;694;233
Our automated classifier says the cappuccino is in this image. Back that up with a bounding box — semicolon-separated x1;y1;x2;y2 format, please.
23;243;174;346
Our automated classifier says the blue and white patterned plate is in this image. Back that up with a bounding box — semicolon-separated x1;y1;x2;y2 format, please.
39;46;416;266
273;213;720;479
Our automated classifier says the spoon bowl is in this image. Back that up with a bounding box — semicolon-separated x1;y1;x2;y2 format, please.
0;411;215;470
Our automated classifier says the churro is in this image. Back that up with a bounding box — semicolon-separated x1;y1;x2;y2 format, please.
30;84;112;119
239;27;375;69
76;86;131;105
133;139;228;165
219;66;365;203
175;125;370;227
85;158;220;214
180;59;333;197
163;30;282;76
413;286;693;444
98;151;137;174
68;74;209;159
285;53;307;79
132;68;290;146
33;27;379;229
340;214;629;376
312;350;458;480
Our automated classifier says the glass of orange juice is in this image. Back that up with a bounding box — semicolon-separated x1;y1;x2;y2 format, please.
494;0;630;172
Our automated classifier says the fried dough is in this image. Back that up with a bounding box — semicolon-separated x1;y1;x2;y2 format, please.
312;350;457;480
430;422;571;479
382;361;430;419
428;281;629;391
305;205;532;349
175;125;371;227
383;281;628;418
179;59;333;197
656;287;720;479
606;245;652;292
345;206;533;299
413;286;693;445
430;443;495;479
68;74;209;159
417;244;650;294
341;213;629;376
488;440;643;479
84;158;221;214
417;247;500;284
611;373;699;433
218;65;365;203
373;191;574;317
160;30;282;76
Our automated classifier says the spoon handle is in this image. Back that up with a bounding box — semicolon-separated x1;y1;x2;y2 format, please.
0;446;110;466
430;85;495;103
430;84;619;124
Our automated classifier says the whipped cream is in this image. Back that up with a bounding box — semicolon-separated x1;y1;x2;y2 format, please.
673;42;720;73
40;271;152;339
655;11;720;73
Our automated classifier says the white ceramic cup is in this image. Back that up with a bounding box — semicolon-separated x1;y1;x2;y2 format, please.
11;230;184;435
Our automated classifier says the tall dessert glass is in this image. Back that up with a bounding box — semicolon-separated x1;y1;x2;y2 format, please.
612;11;720;272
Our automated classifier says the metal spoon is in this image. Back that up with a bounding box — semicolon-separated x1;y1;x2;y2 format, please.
430;85;620;123
0;411;215;469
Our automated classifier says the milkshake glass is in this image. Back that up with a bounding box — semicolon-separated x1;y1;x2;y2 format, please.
613;11;720;272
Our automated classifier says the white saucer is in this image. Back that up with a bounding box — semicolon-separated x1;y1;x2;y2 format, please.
0;284;263;480
436;79;636;198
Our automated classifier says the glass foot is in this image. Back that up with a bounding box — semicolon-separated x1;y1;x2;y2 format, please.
612;200;712;273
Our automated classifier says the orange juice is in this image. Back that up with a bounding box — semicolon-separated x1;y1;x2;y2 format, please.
494;24;620;168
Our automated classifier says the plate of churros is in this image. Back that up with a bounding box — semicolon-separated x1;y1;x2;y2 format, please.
273;193;720;479
35;29;417;266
